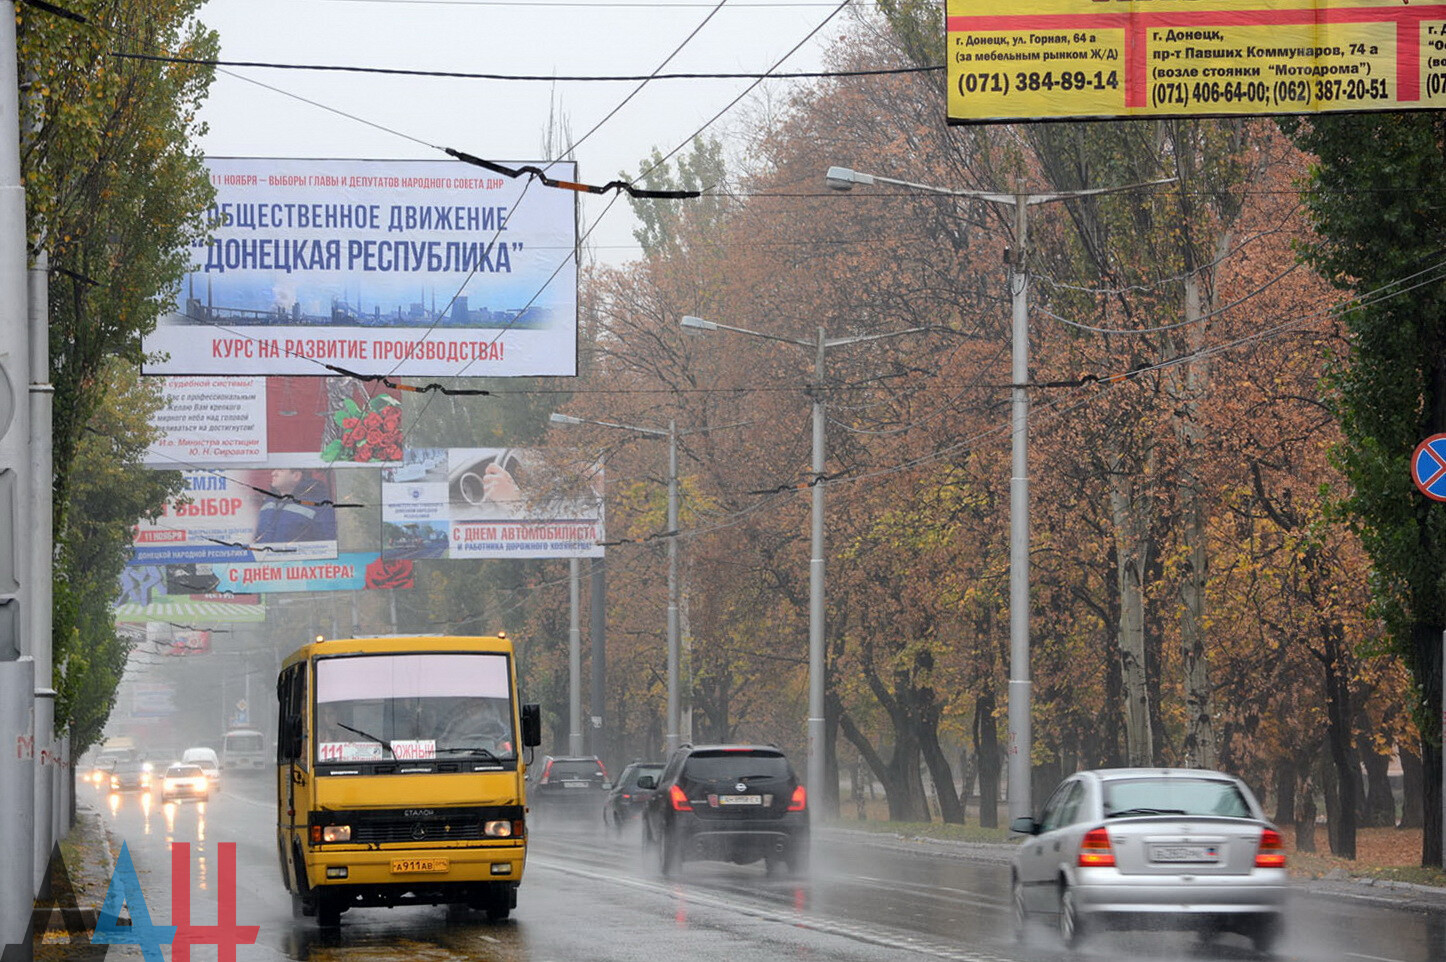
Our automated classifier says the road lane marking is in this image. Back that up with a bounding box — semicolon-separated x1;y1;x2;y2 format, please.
1345;954;1405;962
528;855;1016;962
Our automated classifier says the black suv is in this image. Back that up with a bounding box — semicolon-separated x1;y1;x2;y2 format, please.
641;744;808;876
529;755;608;821
602;760;665;834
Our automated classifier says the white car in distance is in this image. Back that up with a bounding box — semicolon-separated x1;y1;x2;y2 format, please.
180;746;221;788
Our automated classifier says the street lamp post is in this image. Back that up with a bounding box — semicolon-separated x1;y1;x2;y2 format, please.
551;413;682;753
680;315;930;808
824;166;1172;821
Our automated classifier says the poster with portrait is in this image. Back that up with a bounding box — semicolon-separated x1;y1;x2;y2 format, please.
131;468;339;565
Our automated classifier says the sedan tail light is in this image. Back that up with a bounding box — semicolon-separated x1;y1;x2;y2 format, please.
1255;828;1286;868
669;784;693;811
1078;826;1115;867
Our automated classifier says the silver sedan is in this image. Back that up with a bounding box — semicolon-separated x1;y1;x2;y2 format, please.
1010;767;1288;953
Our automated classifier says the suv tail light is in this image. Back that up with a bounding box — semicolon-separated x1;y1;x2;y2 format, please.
669;784;693;811
1078;826;1115;867
787;785;807;812
1255;828;1286;868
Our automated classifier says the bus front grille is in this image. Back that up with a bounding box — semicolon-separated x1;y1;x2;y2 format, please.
353;818;486;843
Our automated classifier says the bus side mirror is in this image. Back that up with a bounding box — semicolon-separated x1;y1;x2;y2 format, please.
521;703;542;748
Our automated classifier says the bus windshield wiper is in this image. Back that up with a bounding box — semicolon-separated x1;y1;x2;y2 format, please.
337;723;392;755
435;745;501;762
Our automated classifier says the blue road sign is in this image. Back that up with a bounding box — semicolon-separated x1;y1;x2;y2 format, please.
1412;434;1446;501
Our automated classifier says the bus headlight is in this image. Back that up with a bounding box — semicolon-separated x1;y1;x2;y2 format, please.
483;820;514;838
321;825;351;842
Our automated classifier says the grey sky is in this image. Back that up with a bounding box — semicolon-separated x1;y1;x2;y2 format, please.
195;0;844;268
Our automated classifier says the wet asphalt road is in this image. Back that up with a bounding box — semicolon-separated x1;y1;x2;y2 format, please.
87;775;1446;962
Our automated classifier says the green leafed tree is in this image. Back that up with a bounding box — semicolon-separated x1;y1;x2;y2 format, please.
626;136;731;258
55;362;181;752
18;0;217;755
1282;112;1446;867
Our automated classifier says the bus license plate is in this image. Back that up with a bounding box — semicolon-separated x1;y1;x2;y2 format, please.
391;858;449;874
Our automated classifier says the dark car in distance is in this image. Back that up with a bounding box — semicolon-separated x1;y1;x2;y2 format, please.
108;759;152;794
530;755;609;822
602;761;665;834
641;744;808;877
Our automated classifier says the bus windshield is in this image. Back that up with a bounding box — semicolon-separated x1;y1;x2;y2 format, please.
314;651;516;763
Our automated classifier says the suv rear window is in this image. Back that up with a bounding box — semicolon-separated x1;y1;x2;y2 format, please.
683;750;790;780
1103;777;1250;818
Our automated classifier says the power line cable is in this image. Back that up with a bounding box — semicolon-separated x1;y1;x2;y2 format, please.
115;51;938;83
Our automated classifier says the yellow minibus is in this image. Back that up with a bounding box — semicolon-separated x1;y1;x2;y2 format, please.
275;634;541;927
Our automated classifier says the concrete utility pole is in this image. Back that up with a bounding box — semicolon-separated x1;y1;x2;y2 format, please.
551;413;686;754
825;166;1174;821
568;558;583;755
0;0;35;947
681;315;930;811
588;558;604;759
30;248;54;890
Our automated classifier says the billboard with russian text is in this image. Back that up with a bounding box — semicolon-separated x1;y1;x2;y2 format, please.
143;157;578;377
381;447;604;559
947;0;1446;123
211;552;411;593
131;468;339;565
144;376;403;469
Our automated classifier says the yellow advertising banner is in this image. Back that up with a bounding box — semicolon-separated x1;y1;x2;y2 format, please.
946;0;1446;122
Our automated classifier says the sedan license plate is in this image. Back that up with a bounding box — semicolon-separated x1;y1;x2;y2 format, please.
390;857;449;874
1150;844;1219;863
717;794;763;806
564;780;590;788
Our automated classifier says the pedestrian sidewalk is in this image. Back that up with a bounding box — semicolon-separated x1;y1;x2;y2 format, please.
816;824;1446;914
28;803;115;957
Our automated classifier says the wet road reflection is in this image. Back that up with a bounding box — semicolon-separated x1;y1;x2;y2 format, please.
88;776;1446;962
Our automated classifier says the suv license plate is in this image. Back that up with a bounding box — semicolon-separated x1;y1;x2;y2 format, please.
391;858;449;874
1150;845;1218;863
717;794;763;806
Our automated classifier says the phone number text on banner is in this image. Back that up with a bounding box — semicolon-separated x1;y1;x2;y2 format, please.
946;0;1446;123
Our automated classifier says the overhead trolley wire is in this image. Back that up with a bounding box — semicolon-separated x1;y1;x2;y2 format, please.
113;51;940;83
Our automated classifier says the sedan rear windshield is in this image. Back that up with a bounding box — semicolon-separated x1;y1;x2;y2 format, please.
549;761;603;778
684;751;791;780
1103;777;1251;818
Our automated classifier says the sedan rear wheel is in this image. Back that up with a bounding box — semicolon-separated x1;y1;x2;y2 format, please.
1251;916;1282;956
1058;883;1086;948
1011;878;1027;942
